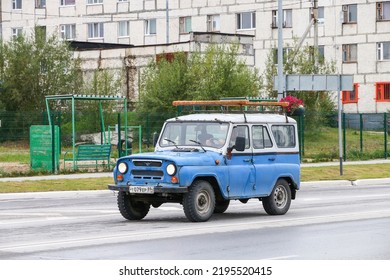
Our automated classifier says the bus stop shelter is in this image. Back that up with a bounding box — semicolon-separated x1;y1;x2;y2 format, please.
45;94;128;171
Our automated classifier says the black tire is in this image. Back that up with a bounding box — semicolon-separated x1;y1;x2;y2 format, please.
214;199;230;213
262;179;291;215
117;191;150;220
183;180;215;222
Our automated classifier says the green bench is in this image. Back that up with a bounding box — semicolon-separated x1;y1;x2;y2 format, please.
64;144;112;169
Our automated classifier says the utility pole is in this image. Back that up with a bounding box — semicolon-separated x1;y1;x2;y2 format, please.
277;0;284;101
166;0;169;44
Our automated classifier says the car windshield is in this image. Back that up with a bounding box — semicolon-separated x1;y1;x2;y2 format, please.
160;121;229;149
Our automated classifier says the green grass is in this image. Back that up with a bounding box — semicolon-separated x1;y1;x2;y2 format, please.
0;177;113;193
301;164;390;181
0;143;30;163
303;127;388;162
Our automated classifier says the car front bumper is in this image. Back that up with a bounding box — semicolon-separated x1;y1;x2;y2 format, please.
108;184;188;193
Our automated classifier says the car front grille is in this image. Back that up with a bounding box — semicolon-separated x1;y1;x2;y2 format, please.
132;159;162;167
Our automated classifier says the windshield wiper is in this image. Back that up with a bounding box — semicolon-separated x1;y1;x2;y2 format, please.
164;138;179;149
189;140;206;152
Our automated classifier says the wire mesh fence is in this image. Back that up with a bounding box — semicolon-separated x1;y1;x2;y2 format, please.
0;110;389;161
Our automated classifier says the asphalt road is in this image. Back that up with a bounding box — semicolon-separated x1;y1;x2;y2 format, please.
0;179;390;260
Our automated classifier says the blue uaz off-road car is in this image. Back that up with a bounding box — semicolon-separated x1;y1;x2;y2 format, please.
109;110;300;222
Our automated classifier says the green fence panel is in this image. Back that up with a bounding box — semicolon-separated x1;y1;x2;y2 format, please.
30;125;60;172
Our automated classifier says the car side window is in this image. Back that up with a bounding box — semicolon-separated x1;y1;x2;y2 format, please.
252;125;273;149
229;125;250;149
271;125;296;148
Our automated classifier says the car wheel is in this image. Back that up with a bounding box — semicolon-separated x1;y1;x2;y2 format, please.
262;179;291;215
117;191;150;220
183;180;215;222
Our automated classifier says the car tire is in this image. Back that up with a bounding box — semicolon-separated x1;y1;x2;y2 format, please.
117;191;150;220
183;180;215;222
262;179;291;215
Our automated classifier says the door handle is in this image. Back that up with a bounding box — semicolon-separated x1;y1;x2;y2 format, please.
243;159;252;163
268;157;276;161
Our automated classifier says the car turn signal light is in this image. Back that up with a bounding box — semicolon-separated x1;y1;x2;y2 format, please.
171;176;179;184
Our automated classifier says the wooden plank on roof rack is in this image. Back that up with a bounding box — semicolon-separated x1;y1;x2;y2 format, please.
172;100;289;108
173;100;248;106
247;101;289;107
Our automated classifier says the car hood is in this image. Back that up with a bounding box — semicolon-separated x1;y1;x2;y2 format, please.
119;150;221;166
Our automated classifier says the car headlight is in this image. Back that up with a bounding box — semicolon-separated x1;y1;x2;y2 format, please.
166;163;176;176
118;162;128;174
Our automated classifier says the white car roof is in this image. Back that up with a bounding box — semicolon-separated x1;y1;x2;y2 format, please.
166;113;296;124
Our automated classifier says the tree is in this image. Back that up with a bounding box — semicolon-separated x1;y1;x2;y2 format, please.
0;29;82;112
137;44;261;114
262;43;337;113
83;69;124;96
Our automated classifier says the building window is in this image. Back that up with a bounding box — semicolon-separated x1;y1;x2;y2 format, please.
272;9;292;28
60;24;76;40
376;82;390;102
60;0;75;5
88;23;104;38
179;17;192;34
309;45;325;62
145;19;156;35
272;48;293;64
87;0;103;4
12;0;22;9
342;44;357;63
342;4;357;23
207;15;220;32
317;6;324;24
310;6;324;24
377;42;390;60
12;28;23;39
342;83;359;104
35;0;45;8
377;2;390;20
118;21;129;37
237;12;256;30
318;45;325;61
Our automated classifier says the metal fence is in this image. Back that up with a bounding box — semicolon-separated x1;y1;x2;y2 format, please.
294;112;389;161
0;110;389;160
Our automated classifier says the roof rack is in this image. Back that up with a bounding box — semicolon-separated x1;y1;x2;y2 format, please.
172;99;290;123
173;100;288;107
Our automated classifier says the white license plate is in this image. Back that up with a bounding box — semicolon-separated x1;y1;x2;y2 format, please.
129;186;154;194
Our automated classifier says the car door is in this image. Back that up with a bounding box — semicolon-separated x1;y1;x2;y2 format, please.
252;125;278;196
226;125;255;198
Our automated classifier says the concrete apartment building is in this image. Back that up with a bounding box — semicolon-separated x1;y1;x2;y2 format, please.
0;0;389;113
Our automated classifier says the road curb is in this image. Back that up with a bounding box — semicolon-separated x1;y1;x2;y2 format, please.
0;172;112;182
301;178;390;188
0;189;114;199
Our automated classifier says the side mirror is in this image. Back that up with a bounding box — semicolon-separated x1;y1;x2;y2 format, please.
233;136;246;152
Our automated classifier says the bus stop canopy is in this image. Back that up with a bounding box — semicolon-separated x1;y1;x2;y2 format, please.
45;94;128;170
